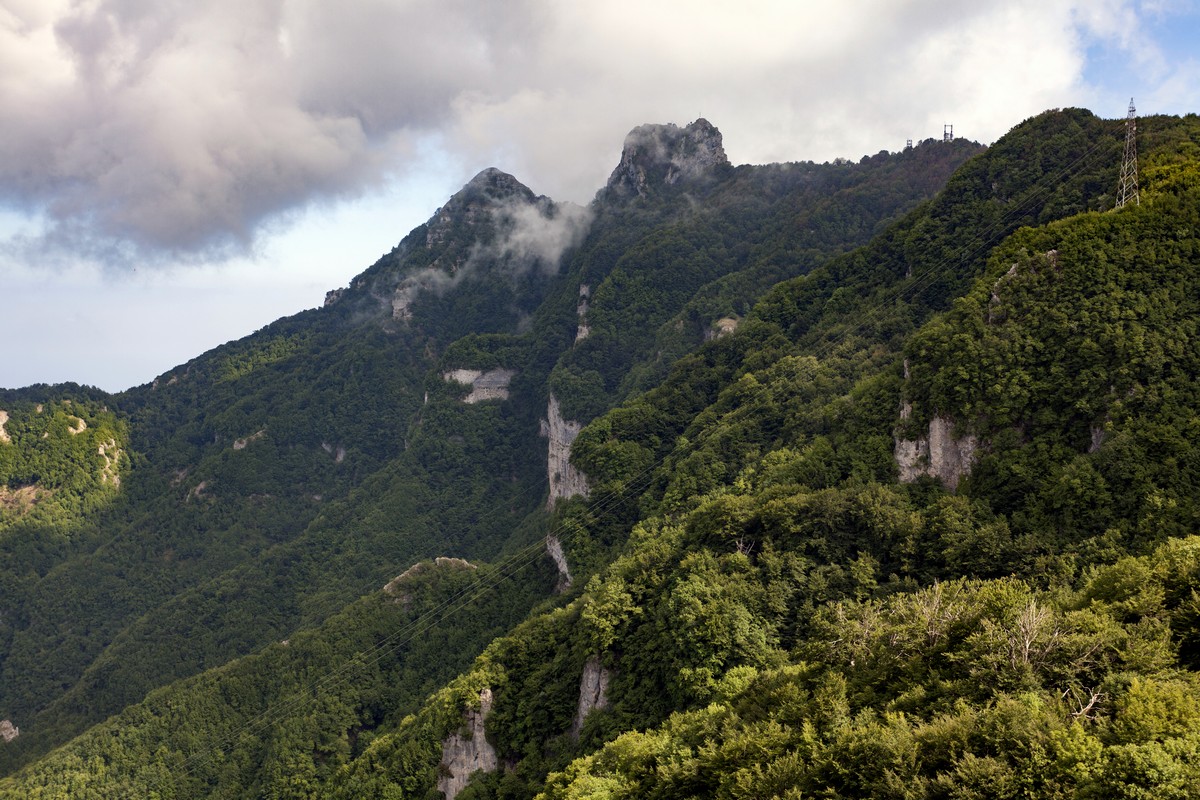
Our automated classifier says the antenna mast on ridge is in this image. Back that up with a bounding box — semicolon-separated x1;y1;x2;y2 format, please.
1117;98;1140;208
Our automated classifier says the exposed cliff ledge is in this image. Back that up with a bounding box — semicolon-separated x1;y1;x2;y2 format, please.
540;394;590;507
0;410;9;443
600;118;728;200
443;369;516;403
895;414;978;492
438;688;498;800
570;656;611;739
0;720;18;743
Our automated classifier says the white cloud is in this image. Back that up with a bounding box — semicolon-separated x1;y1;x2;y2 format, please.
0;0;1190;268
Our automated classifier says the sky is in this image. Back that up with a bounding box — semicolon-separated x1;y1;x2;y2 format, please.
1;0;1198;393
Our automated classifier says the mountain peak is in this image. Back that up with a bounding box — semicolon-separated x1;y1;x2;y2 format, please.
423;168;542;251
459;167;537;203
602;118;729;199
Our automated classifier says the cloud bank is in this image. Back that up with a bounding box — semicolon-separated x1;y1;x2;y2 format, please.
0;0;1191;266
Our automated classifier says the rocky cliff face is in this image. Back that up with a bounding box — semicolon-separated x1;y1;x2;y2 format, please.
0;720;17;743
600;118;729;200
541;393;590;507
0;410;9;444
894;359;979;491
895;412;978;491
571;656;611;739
540;393;589;590
437;688;497;800
546;532;573;593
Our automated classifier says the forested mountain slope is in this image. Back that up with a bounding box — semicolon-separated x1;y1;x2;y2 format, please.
0;120;976;778
6;107;1199;798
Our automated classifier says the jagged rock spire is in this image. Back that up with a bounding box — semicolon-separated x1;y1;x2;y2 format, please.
600;118;729;200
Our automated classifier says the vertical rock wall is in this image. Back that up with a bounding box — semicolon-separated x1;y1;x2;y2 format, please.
539;393;590;590
438;688;498;800
895;359;978;491
894;415;978;491
541;394;590;507
570;656;611;739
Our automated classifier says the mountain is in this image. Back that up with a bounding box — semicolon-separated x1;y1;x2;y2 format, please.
4;108;1200;798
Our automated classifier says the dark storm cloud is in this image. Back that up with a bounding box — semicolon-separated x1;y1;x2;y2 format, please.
0;0;546;259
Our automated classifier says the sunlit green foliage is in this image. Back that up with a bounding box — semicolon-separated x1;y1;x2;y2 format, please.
0;390;128;532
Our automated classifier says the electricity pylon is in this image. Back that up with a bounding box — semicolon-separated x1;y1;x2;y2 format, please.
1116;98;1139;208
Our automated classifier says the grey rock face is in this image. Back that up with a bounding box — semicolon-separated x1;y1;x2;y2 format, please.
895;415;978;492
602;118;729;199
546;532;572;592
438;688;498;800
541;393;590;507
571;656;611;739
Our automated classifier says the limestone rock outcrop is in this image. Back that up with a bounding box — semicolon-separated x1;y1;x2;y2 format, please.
895;414;978;492
540;394;590;507
442;369;516;403
98;438;121;487
546;532;572;592
571;656;611;739
0;720;18;743
438;688;498;800
232;429;266;450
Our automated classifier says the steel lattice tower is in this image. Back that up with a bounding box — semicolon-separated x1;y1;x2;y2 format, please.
1117;98;1139;208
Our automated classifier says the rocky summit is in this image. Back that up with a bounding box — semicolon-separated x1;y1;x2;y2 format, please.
601;117;729;198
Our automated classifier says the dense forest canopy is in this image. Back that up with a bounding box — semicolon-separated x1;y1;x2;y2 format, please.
2;108;1200;798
